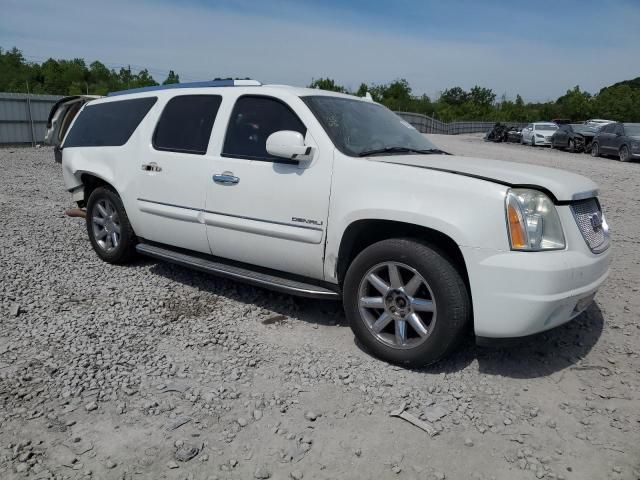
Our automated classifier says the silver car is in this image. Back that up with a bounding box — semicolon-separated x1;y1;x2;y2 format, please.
521;122;559;147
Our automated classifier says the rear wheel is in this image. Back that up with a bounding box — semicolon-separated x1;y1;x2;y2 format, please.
343;239;470;367
86;186;137;264
591;142;600;157
619;145;630;162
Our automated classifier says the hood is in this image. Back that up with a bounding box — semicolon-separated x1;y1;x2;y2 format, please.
374;155;598;202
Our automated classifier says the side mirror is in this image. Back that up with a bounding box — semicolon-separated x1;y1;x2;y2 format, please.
266;130;313;161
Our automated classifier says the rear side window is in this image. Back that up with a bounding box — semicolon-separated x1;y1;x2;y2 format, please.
222;96;306;162
64;97;157;147
153;95;222;155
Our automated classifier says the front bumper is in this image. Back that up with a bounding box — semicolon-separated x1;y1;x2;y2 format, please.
461;244;611;338
535;136;553;146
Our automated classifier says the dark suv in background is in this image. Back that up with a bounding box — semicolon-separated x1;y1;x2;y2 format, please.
591;122;640;162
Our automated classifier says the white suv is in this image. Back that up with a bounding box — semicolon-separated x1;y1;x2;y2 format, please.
46;79;611;367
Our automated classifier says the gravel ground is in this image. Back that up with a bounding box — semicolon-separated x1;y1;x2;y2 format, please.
0;136;639;480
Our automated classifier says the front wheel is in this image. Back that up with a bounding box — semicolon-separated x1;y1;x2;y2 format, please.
343;239;471;367
531;136;536;147
86;186;137;264
591;142;600;157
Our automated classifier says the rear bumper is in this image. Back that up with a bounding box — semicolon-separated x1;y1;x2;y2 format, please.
461;245;611;338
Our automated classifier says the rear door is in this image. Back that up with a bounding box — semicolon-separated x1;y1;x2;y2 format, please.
135;94;223;254
45;95;101;161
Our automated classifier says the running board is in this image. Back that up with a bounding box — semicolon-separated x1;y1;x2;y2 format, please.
136;243;340;300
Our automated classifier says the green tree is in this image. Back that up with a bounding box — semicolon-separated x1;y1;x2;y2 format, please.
308;77;346;93
162;70;180;85
555;86;592;121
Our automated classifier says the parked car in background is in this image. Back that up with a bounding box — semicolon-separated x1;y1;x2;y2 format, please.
551;118;571;125
45;79;611;367
551;123;598;152
521;122;558;146
591;122;640;162
585;119;615;128
506;127;522;143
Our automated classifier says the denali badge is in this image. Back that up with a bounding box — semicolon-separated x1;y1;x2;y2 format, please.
589;212;603;231
292;217;323;226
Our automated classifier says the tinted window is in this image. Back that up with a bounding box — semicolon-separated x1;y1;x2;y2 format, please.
153;95;222;155
602;124;615;133
64;97;157;147
223;96;306;161
615;124;624;136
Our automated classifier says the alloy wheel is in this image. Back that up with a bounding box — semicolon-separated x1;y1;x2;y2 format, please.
91;198;121;252
357;262;437;350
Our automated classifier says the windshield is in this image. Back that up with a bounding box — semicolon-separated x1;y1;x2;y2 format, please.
624;124;640;136
570;124;596;134
535;124;558;131
302;96;439;157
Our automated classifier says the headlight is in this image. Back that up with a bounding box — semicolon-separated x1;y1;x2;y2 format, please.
505;189;565;251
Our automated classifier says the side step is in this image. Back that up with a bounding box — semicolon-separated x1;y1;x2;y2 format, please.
136;243;340;300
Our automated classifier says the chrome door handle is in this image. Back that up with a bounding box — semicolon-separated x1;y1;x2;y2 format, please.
141;162;162;172
213;173;239;185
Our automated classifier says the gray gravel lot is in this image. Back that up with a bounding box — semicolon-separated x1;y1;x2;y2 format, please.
0;136;639;480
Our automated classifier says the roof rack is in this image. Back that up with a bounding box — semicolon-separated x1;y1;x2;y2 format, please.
108;78;262;97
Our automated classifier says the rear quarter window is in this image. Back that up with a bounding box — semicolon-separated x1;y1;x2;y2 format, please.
64;97;157;148
153;95;222;155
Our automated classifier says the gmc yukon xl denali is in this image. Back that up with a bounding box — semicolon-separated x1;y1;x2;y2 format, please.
46;79;611;367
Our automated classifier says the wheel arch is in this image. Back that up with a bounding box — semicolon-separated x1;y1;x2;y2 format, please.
336;219;470;290
78;172;118;207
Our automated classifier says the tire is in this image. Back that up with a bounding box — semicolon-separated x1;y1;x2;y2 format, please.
591;142;600;157
343;238;471;367
86;186;137;264
619;145;630;162
531;136;536;147
567;139;575;153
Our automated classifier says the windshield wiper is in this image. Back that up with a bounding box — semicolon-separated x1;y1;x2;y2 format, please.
358;146;449;157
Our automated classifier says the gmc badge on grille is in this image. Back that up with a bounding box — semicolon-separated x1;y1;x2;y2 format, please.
589;213;603;231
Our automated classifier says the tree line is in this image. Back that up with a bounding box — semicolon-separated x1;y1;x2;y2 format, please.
309;77;640;123
2;46;638;123
0;47;179;96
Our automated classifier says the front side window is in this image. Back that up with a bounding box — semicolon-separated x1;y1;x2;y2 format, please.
302;96;438;157
222;96;306;161
64;97;157;148
153;95;222;155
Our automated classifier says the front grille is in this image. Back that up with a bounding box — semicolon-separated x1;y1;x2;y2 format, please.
570;198;609;253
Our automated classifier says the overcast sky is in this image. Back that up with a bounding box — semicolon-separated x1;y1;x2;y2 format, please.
2;0;639;101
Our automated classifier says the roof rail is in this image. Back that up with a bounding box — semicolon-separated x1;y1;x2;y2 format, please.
107;78;262;97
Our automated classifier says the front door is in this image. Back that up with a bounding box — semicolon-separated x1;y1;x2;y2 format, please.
204;94;332;280
135;94;222;254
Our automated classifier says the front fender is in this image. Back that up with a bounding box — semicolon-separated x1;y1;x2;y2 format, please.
324;156;511;282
